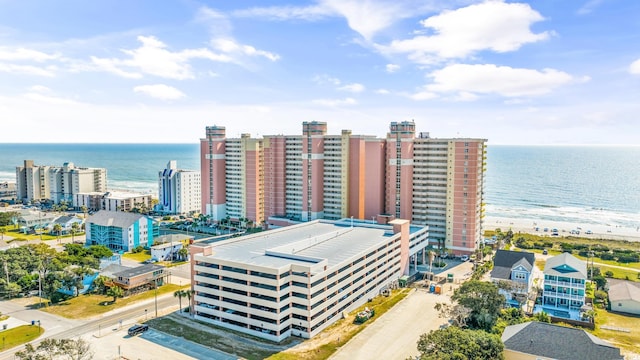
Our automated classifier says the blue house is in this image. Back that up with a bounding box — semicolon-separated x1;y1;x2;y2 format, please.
490;249;535;308
85;210;158;251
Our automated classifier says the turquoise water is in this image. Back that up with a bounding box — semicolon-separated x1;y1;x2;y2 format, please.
1;144;638;227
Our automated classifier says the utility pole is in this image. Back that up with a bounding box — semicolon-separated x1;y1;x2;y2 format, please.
154;278;158;318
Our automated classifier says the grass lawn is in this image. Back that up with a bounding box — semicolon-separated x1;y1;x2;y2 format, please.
122;250;151;262
41;284;186;319
592;309;640;355
147;317;281;360
0;325;43;350
598;265;640;282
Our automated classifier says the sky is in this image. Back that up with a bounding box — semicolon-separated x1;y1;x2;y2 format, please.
0;0;639;145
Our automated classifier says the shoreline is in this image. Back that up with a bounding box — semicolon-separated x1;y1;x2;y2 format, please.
484;215;640;243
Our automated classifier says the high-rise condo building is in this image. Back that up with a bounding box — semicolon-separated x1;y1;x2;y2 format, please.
158;160;201;215
200;121;486;255
16;160;107;204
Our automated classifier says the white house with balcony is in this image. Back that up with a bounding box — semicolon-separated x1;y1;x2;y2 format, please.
539;252;587;320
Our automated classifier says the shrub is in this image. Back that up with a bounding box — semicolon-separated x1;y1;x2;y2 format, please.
604;271;614;278
599;253;615;261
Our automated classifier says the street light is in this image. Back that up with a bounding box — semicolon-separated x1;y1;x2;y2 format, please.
145;309;148;320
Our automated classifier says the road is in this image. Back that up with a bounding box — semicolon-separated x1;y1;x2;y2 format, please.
0;292;182;360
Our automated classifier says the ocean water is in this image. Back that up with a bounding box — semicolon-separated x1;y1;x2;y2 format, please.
0;144;638;228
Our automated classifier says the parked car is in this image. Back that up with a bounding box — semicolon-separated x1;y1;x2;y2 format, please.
542;249;548;255
460;255;469;262
127;324;149;336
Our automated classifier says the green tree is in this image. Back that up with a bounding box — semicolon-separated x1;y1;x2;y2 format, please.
106;286;124;303
71;222;80;242
177;248;188;261
91;275;110;295
0;227;5;241
532;311;551;323
16;338;93;360
416;326;504;360
451;280;505;331
53;223;63;243
184;289;195;315
174;289;186;312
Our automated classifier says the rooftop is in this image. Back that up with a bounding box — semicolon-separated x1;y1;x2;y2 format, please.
608;279;640;302
198;219;418;270
112;264;164;278
88;210;147;228
502;321;623;360
544;252;587;279
490;249;535;280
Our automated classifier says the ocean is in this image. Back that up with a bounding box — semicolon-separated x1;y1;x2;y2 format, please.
1;144;638;228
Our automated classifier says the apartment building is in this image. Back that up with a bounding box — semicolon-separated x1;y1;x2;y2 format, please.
85;210;157;251
73;191;152;212
158;160;201;215
16;160;107;204
200;121;486;255
190;218;429;341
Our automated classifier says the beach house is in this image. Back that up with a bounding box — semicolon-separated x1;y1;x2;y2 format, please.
607;279;640;315
490;249;535;308
539;252;587;319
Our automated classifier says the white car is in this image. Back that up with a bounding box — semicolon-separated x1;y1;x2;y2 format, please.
460;255;469;262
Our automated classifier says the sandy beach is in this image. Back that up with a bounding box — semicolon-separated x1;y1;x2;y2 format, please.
484;215;640;243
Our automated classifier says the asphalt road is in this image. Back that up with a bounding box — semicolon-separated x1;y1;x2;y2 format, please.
0;293;181;360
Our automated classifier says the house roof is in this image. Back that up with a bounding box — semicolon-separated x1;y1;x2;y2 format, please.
502;321;623;360
54;215;81;225
490;250;535;280
88;210;146;229
544;252;587;279
112;264;164;278
608;279;640;302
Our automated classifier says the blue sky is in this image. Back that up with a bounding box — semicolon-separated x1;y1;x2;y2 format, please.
0;0;639;145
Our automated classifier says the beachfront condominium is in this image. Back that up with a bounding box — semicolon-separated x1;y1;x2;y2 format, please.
73;191;153;213
200;121;486;255
190;218;429;341
16;160;107;204
158;160;201;215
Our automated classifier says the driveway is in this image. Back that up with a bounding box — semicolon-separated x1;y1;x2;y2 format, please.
330;288;451;360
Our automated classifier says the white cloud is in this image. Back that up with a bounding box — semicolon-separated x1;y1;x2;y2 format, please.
409;90;438;101
630;59;640;74
312;97;357;106
386;64;400;73
427;64;575;97
232;4;332;21
0;62;56;77
338;83;365;93
233;0;448;40
0;47;59;62
23;92;79;105
375;89;390;94
133;84;186;100
91;35;232;80
381;1;550;62
28;85;52;93
211;38;280;61
313;74;342;86
577;0;605;15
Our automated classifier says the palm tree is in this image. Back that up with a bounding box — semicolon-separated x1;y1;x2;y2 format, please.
177;248;188;261
174;290;186;313
71;222;80;242
185;289;195;316
80;205;88;219
0;227;5;241
52;224;62;243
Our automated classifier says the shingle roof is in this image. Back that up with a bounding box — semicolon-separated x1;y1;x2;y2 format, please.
490;250;535;280
112;264;164;278
544;252;587;279
608;279;640;302
88;210;146;229
502;321;623;360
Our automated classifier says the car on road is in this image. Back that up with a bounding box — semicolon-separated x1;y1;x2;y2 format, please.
542;249;548;255
460;255;469;262
127;324;149;336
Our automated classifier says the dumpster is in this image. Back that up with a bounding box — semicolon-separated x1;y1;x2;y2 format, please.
447;273;454;283
429;283;436;293
435;285;442;294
